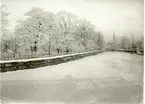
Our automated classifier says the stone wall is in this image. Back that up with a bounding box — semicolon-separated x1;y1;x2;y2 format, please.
105;48;144;55
0;50;104;72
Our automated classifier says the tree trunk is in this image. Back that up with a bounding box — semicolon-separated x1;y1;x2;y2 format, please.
66;47;69;53
48;39;51;55
57;48;60;54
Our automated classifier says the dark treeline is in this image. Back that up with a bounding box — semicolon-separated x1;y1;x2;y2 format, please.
105;33;144;53
1;5;104;60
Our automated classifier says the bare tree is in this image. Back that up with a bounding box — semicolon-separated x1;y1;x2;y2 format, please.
75;19;94;50
120;36;130;49
136;35;144;50
75;19;104;50
15;8;55;56
131;35;136;49
56;11;77;53
1;4;10;36
97;32;104;49
113;31;116;49
0;4;12;54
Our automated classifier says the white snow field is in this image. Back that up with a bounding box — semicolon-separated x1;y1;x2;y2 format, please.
1;52;143;104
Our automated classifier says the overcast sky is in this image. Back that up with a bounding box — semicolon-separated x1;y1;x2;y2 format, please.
2;0;144;40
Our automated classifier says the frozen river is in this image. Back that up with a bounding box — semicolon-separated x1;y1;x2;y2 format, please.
0;52;143;104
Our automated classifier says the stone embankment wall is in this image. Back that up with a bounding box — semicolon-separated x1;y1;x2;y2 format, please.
0;50;104;72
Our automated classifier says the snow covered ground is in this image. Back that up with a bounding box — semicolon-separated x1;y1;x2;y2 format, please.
1;52;143;81
0;52;143;104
